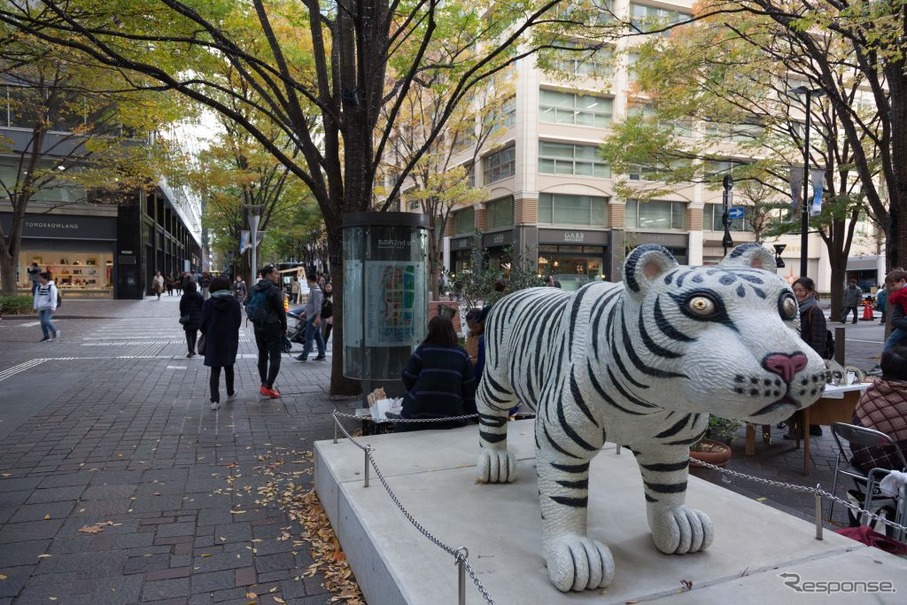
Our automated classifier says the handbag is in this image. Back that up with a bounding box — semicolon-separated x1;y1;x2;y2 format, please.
179;314;190;325
198;333;207;355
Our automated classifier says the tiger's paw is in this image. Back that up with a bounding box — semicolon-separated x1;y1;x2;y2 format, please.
477;449;517;483
648;505;714;554
545;534;615;592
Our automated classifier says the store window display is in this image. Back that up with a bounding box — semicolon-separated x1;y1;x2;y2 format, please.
18;253;114;297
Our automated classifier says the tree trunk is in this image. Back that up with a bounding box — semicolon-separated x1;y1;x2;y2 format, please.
0;254;19;296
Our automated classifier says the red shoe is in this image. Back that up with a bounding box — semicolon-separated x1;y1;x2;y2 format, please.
262;386;281;399
259;385;270;397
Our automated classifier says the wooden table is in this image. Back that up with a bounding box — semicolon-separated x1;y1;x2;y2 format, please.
743;383;870;475
799;383;869;475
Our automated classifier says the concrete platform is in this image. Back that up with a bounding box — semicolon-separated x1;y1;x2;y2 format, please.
315;420;907;604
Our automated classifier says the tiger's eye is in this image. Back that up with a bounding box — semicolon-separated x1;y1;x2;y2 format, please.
689;296;715;316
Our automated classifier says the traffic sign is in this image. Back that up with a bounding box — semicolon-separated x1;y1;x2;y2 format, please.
727;206;745;219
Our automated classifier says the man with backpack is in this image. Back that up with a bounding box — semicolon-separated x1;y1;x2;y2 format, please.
33;272;60;342
246;265;287;398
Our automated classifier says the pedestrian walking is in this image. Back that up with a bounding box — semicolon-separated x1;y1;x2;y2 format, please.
290;276;301;305
295;271;325;362
883;269;907;353
166;273;175;296
321;282;334;345
152;271;165;300
840;279;863;324
246;265;287;398
201;276;242;410
33;272;60;342
232;275;247;305
200;272;212;300
179;281;205;358
27;262;41;295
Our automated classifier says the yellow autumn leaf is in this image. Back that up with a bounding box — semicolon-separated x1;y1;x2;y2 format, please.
245;591;257;599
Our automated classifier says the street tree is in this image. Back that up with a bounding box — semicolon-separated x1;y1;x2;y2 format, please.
0;0;608;395
0;37;185;296
599;9;879;315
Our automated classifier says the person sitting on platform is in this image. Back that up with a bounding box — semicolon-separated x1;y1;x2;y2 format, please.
850;350;907;475
397;315;475;432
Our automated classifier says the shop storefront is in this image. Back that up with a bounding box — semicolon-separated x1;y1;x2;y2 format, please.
449;235;474;275
632;232;689;265
482;229;515;270
2;213;117;298
537;228;611;291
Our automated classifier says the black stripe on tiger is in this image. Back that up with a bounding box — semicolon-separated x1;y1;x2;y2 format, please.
556;395;599;452
653;297;696;343
542;423;584;459
479;430;507;444
587;363;650;416
556;479;589;490
638;460;690;472
569;369;598;425
567;286;591;354
551;461;591;474
620;311;688;380
666;429;707;446
608;336;650;390
644;480;688;494
605;365;659;410
590;289;622;361
637;305;682;359
479;413;508;428
550;495;588;508
654;414;694;438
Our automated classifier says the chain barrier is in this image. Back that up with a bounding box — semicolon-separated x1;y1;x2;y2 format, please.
331;411;496;605
333;410;480;424
691;458;907;536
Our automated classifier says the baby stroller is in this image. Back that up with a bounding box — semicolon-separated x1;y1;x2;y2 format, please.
283;305;307;353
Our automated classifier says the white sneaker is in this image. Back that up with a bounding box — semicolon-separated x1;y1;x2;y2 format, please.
210;402;220;410
226;392;237;402
55;330;61;339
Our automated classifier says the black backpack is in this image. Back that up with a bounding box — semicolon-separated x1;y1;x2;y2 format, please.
245;286;276;326
56;288;62;308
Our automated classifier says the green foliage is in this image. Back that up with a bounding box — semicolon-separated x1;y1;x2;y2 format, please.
456;231;543;308
706;415;742;444
0;295;34;315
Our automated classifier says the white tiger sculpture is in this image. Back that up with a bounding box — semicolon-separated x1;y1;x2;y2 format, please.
476;243;827;592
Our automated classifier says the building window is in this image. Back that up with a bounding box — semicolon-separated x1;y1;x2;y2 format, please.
486;198;514;230
538;142;611;178
487;97;516;136
483;146;515;184
703;203;751;232
546;41;615;79
625;199;686;230
629;2;691;34
538;193;608;226
539;90;612;128
453;206;475;234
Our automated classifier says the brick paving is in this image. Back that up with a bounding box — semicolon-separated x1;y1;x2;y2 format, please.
0;298;892;603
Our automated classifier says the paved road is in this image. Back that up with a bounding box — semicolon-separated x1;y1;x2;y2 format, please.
0;296;354;604
0;298;893;604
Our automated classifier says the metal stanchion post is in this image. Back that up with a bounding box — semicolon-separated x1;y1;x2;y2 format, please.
457;547;468;605
364;447;371;488
815;485;823;540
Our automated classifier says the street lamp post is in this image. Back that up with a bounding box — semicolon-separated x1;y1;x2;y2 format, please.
247;205;263;283
721;174;734;256
792;85;824;277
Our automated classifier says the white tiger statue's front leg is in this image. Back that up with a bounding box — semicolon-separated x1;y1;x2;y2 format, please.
476;373;519;483
536;419;615;591
634;445;713;554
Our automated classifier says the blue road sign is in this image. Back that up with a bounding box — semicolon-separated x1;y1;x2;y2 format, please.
727;206;745;219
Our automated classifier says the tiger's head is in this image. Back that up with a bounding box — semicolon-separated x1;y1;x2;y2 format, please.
618;243;826;424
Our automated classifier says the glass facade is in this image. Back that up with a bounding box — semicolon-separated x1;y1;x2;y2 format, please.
625;199;686;230
485;198;514;230
483;146;515;184
539;90;613;128
538;193;608;226
538;142;610;178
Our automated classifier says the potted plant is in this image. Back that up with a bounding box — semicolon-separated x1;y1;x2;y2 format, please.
689;415;739;467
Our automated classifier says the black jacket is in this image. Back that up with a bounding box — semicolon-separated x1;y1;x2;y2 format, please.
400;343;475;429
179;291;205;331
250;279;287;333
201;292;242;368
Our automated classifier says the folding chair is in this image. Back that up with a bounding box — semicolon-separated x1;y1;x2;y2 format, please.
828;422;907;526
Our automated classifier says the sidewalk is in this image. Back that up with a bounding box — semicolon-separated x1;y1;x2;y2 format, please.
0;297;894;603
0;296;355;604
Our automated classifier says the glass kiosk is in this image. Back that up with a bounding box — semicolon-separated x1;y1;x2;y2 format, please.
342;212;429;384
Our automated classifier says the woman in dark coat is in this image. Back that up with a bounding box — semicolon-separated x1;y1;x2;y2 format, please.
179;281;205;358
397;315;475;431
201;276;242;410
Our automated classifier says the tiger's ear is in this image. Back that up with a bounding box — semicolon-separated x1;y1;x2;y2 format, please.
623;244;678;295
719;243;775;270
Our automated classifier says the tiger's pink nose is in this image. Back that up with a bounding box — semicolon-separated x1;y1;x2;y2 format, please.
763;353;808;383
